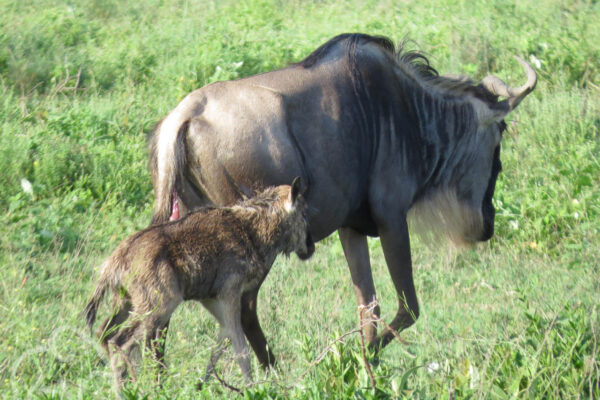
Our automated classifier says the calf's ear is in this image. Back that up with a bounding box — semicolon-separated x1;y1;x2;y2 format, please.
234;181;256;200
289;177;303;206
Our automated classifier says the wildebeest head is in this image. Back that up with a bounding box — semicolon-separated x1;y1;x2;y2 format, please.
410;57;537;245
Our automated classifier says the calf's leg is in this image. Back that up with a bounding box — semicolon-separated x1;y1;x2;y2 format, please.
150;320;170;371
107;321;142;392
145;319;171;386
198;297;252;388
223;300;252;383
241;286;275;368
98;301;132;353
199;334;228;389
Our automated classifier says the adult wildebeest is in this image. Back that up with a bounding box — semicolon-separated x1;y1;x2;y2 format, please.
84;179;314;390
148;33;537;365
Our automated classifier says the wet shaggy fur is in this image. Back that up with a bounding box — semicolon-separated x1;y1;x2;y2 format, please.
84;182;313;391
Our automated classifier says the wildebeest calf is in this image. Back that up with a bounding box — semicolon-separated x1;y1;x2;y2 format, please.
84;178;314;390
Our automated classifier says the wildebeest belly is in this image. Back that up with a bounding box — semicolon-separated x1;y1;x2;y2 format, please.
342;198;379;237
180;83;365;241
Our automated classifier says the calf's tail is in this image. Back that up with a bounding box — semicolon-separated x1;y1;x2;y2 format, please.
84;284;106;334
83;260;118;334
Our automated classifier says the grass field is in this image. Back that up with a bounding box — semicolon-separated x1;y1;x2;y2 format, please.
1;0;599;398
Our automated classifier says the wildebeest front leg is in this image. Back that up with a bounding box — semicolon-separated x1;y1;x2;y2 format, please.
370;217;419;351
338;227;380;345
241;287;276;368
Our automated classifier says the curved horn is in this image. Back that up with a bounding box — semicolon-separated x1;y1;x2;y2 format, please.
482;56;537;110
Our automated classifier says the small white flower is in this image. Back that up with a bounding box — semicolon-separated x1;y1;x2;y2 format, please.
529;55;542;69
574;212;580;219
21;178;33;196
468;363;480;389
509;220;519;230
427;361;440;373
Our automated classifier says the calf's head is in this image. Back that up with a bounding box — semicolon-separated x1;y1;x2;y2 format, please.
279;177;315;260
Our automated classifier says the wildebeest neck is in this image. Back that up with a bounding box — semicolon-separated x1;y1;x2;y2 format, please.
401;88;479;196
356;56;479;202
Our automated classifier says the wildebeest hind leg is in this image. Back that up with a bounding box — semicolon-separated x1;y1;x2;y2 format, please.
175;170;211;217
370;218;419;352
338;228;380;345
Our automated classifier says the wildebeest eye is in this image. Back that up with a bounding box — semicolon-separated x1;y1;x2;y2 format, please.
493;145;502;174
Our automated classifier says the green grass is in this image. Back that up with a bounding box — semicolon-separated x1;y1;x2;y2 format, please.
1;0;599;398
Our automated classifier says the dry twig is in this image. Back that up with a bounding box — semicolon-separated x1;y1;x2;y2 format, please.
209;299;411;395
212;368;243;395
358;307;377;390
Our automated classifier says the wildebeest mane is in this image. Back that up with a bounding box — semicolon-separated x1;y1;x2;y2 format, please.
298;33;498;103
298;33;396;68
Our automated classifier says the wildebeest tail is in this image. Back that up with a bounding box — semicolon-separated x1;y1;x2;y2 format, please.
149;111;190;225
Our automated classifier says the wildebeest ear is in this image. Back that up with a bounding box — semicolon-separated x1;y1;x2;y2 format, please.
472;97;510;126
290;176;303;205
